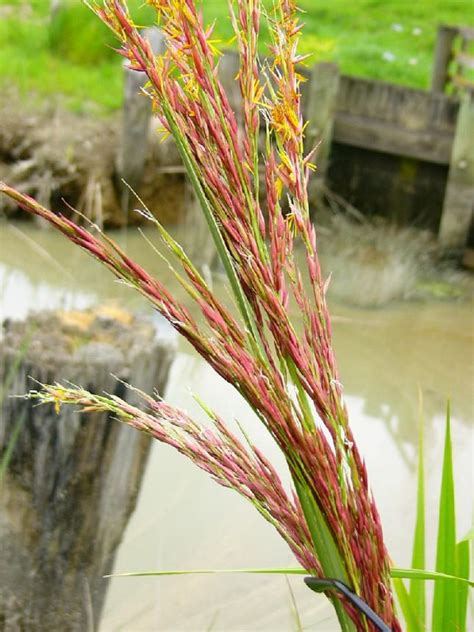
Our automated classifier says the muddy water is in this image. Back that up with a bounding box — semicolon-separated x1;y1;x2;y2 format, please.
0;220;472;631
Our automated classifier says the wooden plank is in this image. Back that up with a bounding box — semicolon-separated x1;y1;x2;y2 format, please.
117;27;165;214
331;75;458;164
305;62;340;180
455;51;474;70
218;50;242;121
452;75;474;91
333;112;455;164
439;92;474;249
432;25;459;93
462;248;474;270
458;26;474;41
337;75;458;132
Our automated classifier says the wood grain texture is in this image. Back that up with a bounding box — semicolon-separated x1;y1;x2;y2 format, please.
0;309;176;631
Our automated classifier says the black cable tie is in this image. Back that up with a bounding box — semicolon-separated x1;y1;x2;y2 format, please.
304;576;392;632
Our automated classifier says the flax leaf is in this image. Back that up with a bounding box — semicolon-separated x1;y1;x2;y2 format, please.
409;397;425;630
392;578;422;632
432;404;457;630
455;538;470;632
391;568;473;586
105;568;308;578
293;479;356;632
105;566;474;586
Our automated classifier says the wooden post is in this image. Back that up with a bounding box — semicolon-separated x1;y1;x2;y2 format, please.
50;0;63;19
0;308;176;630
181;182;217;282
117;27;165;216
304;62;340;201
176;54;242;278
432;25;458;93
438;92;474;250
217;51;242;122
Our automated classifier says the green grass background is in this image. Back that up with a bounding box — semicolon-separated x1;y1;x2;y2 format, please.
0;0;472;113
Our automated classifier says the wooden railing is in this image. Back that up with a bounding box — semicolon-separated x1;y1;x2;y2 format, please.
118;29;473;252
432;25;474;95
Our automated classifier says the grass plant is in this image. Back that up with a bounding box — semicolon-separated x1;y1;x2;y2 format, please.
393;404;472;632
0;1;472;630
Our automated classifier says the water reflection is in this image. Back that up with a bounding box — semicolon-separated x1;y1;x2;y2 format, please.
0;220;472;630
0;266;95;320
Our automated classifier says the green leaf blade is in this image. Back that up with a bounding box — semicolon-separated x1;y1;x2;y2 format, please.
455;538;470;632
391;568;473;586
293;478;356;632
432;405;458;631
104;565;474;586
104;567;308;578
409;400;426;630
393;578;422;632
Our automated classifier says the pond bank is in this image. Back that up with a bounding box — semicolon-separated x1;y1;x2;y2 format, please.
0;90;186;228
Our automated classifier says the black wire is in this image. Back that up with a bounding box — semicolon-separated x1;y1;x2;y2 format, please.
304;577;392;632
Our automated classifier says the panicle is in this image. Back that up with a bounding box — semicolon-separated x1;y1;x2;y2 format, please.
0;1;402;629
31;383;319;572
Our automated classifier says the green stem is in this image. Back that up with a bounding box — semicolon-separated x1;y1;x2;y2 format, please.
162;104;255;333
293;477;357;632
199;62;268;265
285;356;315;432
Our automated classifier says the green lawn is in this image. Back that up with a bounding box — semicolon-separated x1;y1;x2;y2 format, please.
0;0;471;113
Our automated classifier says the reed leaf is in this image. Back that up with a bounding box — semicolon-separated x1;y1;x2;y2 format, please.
391;568;473;586
293;478;356;632
455;538;470;632
161;102;257;344
392;578;423;632
408;394;425;630
285;576;303;632
104;568;309;578
105;566;473;587
432;404;458;630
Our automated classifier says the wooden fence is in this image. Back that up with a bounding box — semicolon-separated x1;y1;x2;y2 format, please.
118;27;474;253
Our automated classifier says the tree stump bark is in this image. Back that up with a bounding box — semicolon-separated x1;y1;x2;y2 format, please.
0;307;176;631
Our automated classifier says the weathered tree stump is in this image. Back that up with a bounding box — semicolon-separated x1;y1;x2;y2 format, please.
0;307;176;631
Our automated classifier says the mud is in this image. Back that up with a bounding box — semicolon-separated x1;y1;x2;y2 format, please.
0;89;187;227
